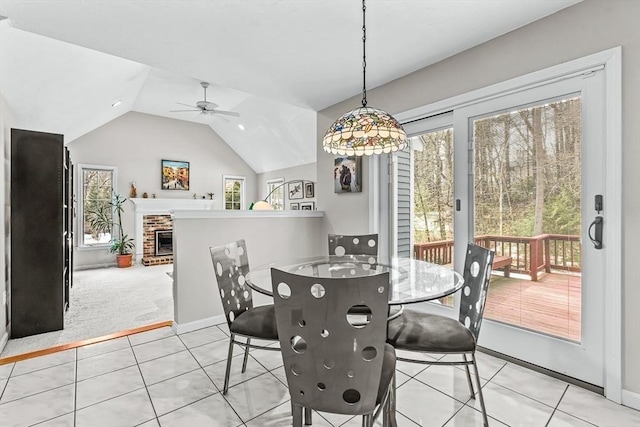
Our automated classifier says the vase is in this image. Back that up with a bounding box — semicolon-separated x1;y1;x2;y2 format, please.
116;254;133;268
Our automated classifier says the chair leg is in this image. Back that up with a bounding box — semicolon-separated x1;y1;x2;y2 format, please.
292;403;303;427
471;353;489;427
304;407;312;425
242;337;251;373
223;335;236;394
462;353;476;398
362;413;372;427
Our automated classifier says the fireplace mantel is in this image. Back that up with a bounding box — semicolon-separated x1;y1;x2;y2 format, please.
131;198;214;263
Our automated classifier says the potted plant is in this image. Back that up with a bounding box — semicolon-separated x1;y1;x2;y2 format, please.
88;193;135;268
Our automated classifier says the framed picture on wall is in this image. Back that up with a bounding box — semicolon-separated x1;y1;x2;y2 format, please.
304;182;315;198
288;181;303;199
300;202;315;210
162;159;190;190
290;203;300;210
334;156;362;193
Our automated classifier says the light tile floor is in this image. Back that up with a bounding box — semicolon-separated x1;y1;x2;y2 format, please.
0;325;638;427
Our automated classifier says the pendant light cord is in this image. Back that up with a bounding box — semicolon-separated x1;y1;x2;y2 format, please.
361;0;367;108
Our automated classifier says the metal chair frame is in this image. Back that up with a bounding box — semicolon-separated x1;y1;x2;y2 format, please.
272;268;396;427
387;243;495;426
210;239;280;394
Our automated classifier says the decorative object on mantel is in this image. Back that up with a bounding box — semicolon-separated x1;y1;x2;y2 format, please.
251;179;316;210
207;192;214;200
130;182;137;198
87;193;135;268
143;192;148;198
322;0;407;156
335;155;362;193
161;159;190;190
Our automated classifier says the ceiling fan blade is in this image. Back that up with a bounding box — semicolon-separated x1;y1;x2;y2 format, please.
170;109;200;112
176;102;199;109
213;114;230;123
214;110;240;117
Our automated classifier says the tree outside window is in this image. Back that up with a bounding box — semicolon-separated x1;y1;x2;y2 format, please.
80;165;117;246
224;176;245;210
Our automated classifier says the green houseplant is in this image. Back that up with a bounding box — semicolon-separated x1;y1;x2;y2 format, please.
88;193;135;267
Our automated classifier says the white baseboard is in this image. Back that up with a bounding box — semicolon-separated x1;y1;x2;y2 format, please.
172;315;226;335
0;331;8;356
622;389;640;410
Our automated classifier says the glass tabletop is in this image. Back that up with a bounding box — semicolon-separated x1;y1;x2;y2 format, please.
246;255;464;306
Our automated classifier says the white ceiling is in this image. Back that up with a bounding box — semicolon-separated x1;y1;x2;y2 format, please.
0;0;581;173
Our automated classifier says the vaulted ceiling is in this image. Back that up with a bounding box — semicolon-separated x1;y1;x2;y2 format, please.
0;0;581;173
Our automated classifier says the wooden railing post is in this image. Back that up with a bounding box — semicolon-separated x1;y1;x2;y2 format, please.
530;237;540;282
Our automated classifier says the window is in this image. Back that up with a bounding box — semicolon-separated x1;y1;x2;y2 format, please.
223;175;245;210
78;164;117;247
266;178;285;210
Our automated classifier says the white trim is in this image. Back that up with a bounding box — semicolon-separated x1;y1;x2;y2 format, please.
171;315;226;335
602;46;623;404
392;46;622;401
171;210;324;219
622;390;640;411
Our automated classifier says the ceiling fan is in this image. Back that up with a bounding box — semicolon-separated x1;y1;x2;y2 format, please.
170;82;240;118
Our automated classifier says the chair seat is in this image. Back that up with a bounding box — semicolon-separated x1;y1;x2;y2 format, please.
229;304;278;340
387;310;476;353
377;343;397;404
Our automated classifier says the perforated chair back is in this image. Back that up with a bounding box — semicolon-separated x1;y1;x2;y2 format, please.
328;234;378;257
459;243;495;340
210;239;253;329
271;268;390;416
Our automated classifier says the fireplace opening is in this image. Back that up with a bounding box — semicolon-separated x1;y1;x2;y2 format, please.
155;230;173;256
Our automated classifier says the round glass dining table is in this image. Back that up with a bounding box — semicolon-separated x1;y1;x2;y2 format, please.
246;255;464;306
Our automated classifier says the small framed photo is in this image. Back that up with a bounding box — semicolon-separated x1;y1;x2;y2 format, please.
334;156;362;193
288;181;303;199
162;160;190;190
300;202;315;210
304;182;315;198
290;203;300;210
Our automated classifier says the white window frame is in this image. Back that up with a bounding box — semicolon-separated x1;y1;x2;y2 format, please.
77;164;118;249
223;175;246;210
266;177;285;210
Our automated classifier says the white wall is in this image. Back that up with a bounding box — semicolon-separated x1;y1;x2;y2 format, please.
0;91;14;353
317;0;639;396
257;162;317;209
172;211;325;328
68;111;259;269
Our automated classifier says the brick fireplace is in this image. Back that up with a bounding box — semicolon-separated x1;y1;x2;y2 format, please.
131;198;214;266
142;214;173;266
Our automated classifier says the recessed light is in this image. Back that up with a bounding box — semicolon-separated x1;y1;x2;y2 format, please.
238;124;245;131
111;100;122;108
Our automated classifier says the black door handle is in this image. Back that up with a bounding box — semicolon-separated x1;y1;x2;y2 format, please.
588;216;603;249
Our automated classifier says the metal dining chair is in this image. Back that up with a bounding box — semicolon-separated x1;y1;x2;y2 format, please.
328;233;378;260
209;239;280;394
386;243;495;426
271;268;396;427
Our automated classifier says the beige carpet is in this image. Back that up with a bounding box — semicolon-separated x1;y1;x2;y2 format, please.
0;264;174;358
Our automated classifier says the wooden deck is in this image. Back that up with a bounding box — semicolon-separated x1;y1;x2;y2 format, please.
484;271;582;341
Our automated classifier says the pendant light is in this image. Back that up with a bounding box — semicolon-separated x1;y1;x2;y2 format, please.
322;0;407;156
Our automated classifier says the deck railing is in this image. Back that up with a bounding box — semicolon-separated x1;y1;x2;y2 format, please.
414;234;581;282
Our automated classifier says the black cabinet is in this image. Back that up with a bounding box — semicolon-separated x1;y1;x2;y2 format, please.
10;128;73;338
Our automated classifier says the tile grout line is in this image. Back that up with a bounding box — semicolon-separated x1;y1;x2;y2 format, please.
129;334;161;426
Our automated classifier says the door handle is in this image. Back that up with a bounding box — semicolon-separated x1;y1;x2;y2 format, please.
588;216;603;249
